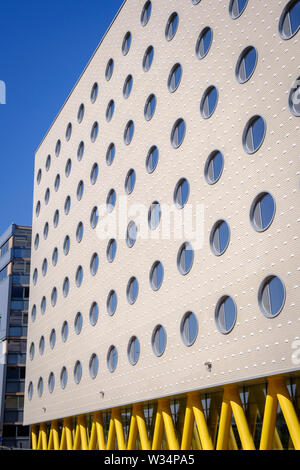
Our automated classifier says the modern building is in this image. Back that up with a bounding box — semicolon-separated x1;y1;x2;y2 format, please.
0;224;32;449
24;0;300;451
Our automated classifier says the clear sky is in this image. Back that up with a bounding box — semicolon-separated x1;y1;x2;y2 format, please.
0;0;124;236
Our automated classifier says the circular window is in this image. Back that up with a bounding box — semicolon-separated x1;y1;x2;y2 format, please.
106;189;116;213
65;158;72;178
42;258;48;277
125;169;136;195
43;222;49;240
31;305;37;322
128;336;140;365
61;321;69;343
74;361;82;384
200;86;218;119
77;180;84;201
229;0;248;19
289;77;300;116
204;150;224;185
250;192;276;232
66;122;72;141
90;82;98;103
77;103;85;124
77;141;85;161
148;201;161;230
258;275;286;318
106;143;116;166
168;63;182;93
150;261;164;291
90;253;99;276
63;277;70;298
41;296;46;315
90;163;99;185
177;242;194;275
107;345;118;372
123;75;133;99
51;287;57;307
48;372;55;394
90;122;99;143
76;222;84;243
63;235;70;255
90;206;99;229
55;140;61;158
124;120;135;145
28;382;33;401
37;168;42;185
146;145;159;173
106;99;115;122
174;178;190;208
75;266;83;287
196;27;213;59
64;196;71;215
107;239;117;263
89;302;99;326
141;1;152;26
52;247;58;267
45;154;51;171
152;325;167;357
127;277;139;305
242;115;266;154
126;221;138;248
29;342;35;361
53;209;59;228
236;46;258;84
105;58;114;81
49;329;56;350
180;312;198;346
122;31;132;55
165;12;179;41
32;268;38;286
74;313;83;335
143;45;154;72
171;118;186;148
44;188;50;205
54;174;60;192
37;377;44;397
215;295;237;334
39;336;45;356
144;94;157;121
89;353;99;379
210;220;230;256
60;367;68;390
279;0;300;40
107;290;117;316
34;233;39;250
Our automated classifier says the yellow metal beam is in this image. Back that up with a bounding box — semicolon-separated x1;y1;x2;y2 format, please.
134;403;151;450
189;392;213;450
114;407;126;450
216;390;232;450
31;424;38;450
127;410;138;450
152;404;164;450
260;381;278;450
227;385;255;450
181;395;194;450
159;399;179;451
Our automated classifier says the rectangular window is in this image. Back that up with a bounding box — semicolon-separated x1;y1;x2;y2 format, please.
0;240;10;258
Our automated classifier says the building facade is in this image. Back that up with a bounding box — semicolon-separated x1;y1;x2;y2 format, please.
0;224;31;448
24;0;300;450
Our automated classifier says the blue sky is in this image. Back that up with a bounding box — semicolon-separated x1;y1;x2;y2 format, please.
0;0;123;236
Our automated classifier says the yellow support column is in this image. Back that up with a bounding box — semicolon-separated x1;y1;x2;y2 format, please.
260;381;278;450
114;408;126;450
48;420;60;450
89;418;97;450
227;385;255;450
37;422;48;450
65;417;73;450
181;395;194;450
78;415;89;450
31;424;38;450
216;389;232;450
95;412;106;450
134;403;151;450
190;393;213;450
106;413;116;450
73;418;81;450
152;403;164;450
127;410;138;450
159;399;179;451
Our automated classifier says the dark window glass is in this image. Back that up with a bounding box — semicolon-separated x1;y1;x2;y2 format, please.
200;86;218;119
196;27;213;59
205;150;224;184
210;220;230;256
250;192;276;232
236;46;258;83
243;115;266;154
258;276;286;318
165;12;179;41
279;0;300;40
215;296;237;334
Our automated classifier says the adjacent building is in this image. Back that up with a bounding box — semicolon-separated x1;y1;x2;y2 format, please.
0;224;31;449
24;0;300;450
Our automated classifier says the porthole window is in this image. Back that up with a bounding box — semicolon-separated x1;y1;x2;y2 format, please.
74;361;82;384
53;209;59;228
107;290;117;316
146;145;159;173
144;94;157;121
42;258;48;277
123;75;133;99
107;239;117;263
89;354;99;379
236;46;258;83
28;382;33;401
180;312;198;346
279;0;300;40
33;268;38;286
196;27;213;59
148;201;161;230
35;201;41;218
54;174;60;192
105;58;114;81
63;235;70;255
128;336;140;365
242;115;266;154
49;329;56;350
174;178;190;209
55;140;61;158
90;253;99;276
90;82;98;103
74;312;83;335
106;99;115;122
150;261;164;291
61;321;69;343
91;122;99;143
192;0;201;4
75;266;83;287
177;242;194;275
44;188;50;205
63;277;70;298
200;86;218;119
45;154;51;171
31;305;37;323
77;141;85;161
106;143;116;166
168;63;182;93
90;163;99;185
141;1;152;26
60;367;68;390
90;206;99;229
126;221;138;248
65;158;72;177
64;196;71;215
76;222;84;243
77;180;84;201
122;31;132;55
289;76;300;116
215;295;237;334
52;247;58;267
125;169;136;195
41;296;46;315
29;342;35;361
127;277;139;305
48;373;55;394
210;220;230;256
89;302;99;326
106;189;116;213
250;192;276;232
77;103;85;124
37;377;44;397
34;233;39;250
39;336;45;356
258;275;286;318
152;325;167;357
204;150;224;185
171;118;186;148
124;120;135;145
143;46;154;72
107;346;118;372
37;168;42;185
165;12;179;41
66;122;72;141
229;0;248;19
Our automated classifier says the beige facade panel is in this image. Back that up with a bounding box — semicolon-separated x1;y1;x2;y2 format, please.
24;0;300;425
